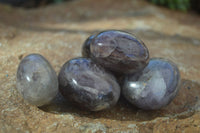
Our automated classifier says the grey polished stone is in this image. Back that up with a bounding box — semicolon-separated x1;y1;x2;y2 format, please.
122;58;181;110
16;54;58;106
90;30;149;74
58;58;120;111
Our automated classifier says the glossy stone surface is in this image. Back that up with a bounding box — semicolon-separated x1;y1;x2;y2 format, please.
90;30;149;74
82;35;95;57
58;58;120;111
122;58;181;110
16;54;58;106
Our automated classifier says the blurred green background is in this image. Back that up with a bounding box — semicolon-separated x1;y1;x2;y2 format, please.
0;0;199;13
149;0;200;12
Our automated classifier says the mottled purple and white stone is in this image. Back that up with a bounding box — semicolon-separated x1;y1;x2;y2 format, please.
16;54;58;106
58;58;120;111
82;35;95;58
122;58;181;110
90;30;149;74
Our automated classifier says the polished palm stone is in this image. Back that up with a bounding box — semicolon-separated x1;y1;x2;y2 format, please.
122;58;180;110
82;35;95;58
16;54;58;106
90;30;149;74
58;58;120;111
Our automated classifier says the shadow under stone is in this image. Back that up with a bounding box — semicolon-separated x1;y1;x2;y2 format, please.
39;79;200;122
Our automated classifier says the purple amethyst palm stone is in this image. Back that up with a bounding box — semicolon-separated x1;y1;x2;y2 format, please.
16;54;58;106
122;58;181;110
58;58;120;111
89;30;149;74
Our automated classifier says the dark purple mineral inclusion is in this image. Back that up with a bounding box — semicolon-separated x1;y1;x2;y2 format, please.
82;35;95;58
122;58;181;110
89;30;149;74
58;58;120;111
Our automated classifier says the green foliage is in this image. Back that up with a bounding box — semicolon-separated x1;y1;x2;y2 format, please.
53;0;65;3
150;0;190;11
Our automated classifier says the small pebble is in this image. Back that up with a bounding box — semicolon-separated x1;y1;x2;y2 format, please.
89;30;149;74
16;54;58;106
58;57;120;111
122;58;181;110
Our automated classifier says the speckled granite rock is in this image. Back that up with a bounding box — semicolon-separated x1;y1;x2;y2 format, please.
0;0;200;132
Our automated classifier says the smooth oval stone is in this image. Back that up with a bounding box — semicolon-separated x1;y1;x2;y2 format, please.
82;35;95;58
122;58;181;110
16;54;58;106
90;30;149;74
58;58;120;111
